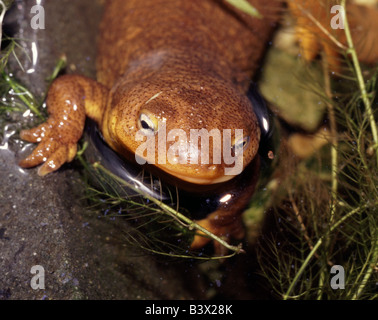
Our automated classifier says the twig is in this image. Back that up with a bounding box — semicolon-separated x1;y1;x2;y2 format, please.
340;0;378;164
322;55;338;225
352;211;378;299
0;1;6;51
127;233;238;260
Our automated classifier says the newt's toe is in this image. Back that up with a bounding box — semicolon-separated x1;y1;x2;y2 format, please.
190;214;244;252
37;145;70;176
191;219;215;250
20;123;51;143
19;138;59;168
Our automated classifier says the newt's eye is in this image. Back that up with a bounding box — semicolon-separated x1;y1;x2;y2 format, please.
138;111;158;135
231;136;250;156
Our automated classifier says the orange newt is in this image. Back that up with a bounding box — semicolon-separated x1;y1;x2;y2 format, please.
19;0;378;250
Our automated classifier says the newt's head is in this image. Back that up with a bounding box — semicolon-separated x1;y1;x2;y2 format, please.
103;76;261;185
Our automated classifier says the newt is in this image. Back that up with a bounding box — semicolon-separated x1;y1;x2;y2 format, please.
18;0;378;250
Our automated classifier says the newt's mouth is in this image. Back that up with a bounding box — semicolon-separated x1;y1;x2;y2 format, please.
158;166;236;185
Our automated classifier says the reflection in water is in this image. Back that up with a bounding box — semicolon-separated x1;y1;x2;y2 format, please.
0;124;28;176
0;124;16;150
26;41;39;74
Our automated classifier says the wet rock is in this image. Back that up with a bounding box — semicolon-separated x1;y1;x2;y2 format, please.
0;0;203;300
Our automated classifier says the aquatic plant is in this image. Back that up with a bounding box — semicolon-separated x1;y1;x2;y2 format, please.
255;0;378;299
76;146;245;260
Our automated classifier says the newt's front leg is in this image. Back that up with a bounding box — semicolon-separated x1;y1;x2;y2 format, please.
19;75;109;176
191;157;261;253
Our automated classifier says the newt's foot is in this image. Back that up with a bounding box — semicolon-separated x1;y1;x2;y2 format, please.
19;120;79;176
18;75;101;176
190;213;244;254
288;0;345;72
288;0;378;71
